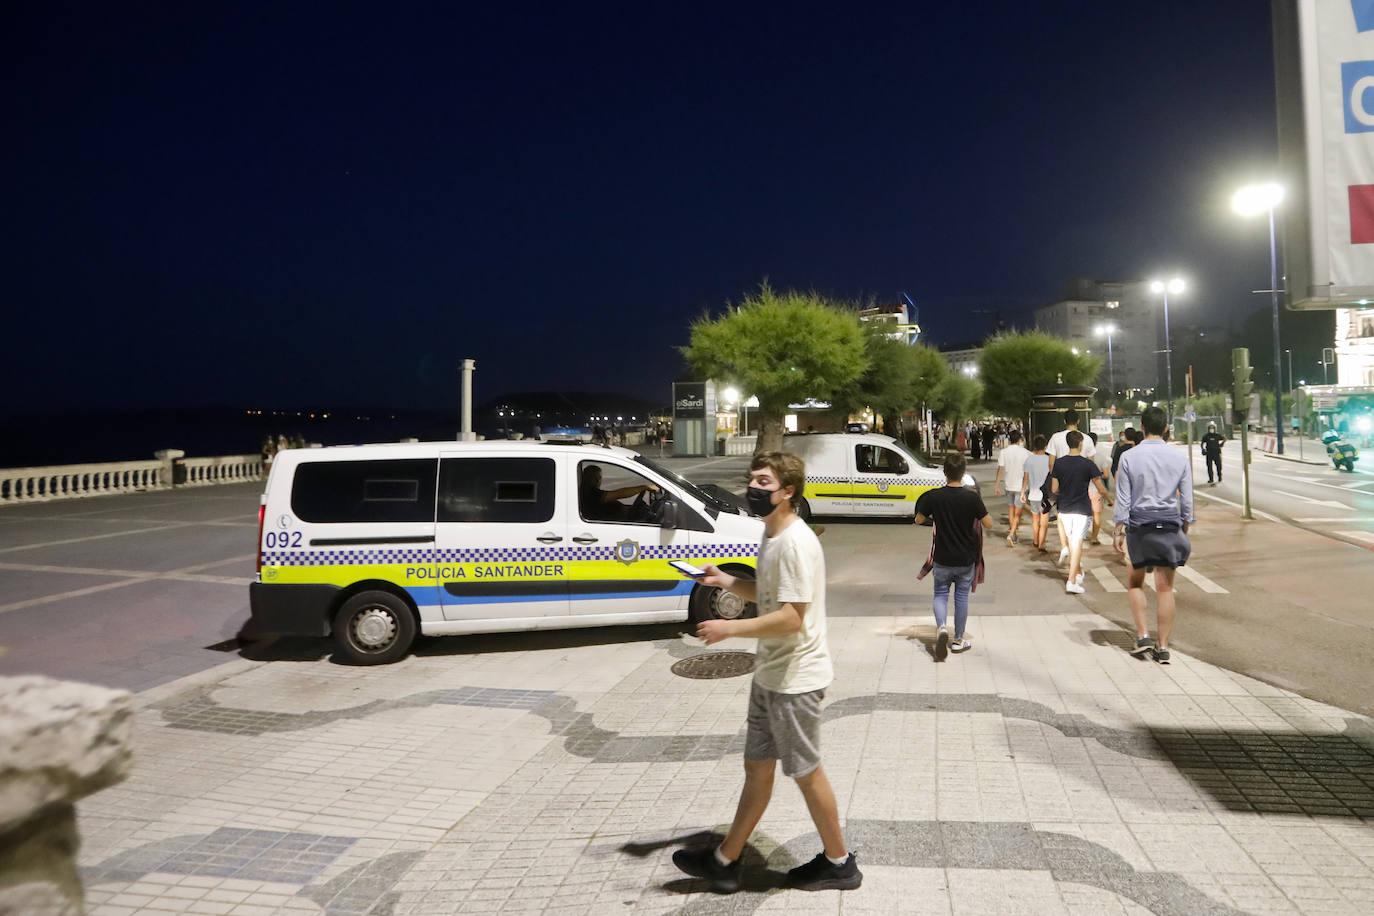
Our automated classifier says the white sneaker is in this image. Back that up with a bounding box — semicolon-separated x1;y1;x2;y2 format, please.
1075;572;1085;586
1058;546;1069;564
1066;582;1085;594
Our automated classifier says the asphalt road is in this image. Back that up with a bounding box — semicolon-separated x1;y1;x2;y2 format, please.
1194;438;1374;552
2;451;1372;718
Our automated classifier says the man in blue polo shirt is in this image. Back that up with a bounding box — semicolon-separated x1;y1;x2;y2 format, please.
1112;406;1195;664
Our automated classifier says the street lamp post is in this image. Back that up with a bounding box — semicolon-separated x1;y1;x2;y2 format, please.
1232;182;1286;455
1095;322;1117;403
1149;278;1184;433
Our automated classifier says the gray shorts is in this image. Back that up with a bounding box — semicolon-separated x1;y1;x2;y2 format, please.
1126;524;1191;570
1006;491;1024;508
744;681;825;777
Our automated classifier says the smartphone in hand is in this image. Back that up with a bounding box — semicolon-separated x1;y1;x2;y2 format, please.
669;559;708;578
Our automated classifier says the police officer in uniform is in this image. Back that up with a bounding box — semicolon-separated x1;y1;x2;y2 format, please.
1201;421;1225;485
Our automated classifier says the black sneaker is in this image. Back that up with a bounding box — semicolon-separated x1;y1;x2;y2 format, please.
672;846;741;894
786;852;862;891
1153;647;1171;664
1130;636;1155;658
935;626;949;661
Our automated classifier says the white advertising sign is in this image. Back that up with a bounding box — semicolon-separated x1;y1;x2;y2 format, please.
1280;0;1374;306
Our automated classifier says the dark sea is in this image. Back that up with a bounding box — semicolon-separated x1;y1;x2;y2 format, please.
0;407;480;469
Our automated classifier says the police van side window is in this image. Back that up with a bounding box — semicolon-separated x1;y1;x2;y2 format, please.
291;459;438;523
438;457;555;523
855;445;908;475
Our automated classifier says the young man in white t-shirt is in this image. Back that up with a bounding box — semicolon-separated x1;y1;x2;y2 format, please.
672;451;861;894
993;428;1031;546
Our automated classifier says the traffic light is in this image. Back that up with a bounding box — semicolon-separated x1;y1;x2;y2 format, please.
1231;347;1254;424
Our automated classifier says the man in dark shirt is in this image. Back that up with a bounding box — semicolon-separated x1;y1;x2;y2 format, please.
914;454;992;660
1201;421;1225;484
1110;427;1135;477
1051;430;1114;595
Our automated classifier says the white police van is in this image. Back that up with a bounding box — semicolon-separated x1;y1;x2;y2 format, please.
250;441;762;664
784;432;978;520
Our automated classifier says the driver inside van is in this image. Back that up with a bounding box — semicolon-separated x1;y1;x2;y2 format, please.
579;464;659;521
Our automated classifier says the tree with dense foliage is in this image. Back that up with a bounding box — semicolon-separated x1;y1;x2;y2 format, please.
681;285;869;452
832;326;948;437
928;373;983;430
979;331;1100;425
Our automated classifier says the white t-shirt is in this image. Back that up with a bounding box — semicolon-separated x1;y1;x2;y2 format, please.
1093;446;1113;478
1047;428;1095;461
996;443;1030;492
752;517;833;694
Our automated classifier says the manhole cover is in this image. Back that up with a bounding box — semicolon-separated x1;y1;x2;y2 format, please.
671;651;756;679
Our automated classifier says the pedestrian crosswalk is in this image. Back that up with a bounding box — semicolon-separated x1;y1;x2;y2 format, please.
1079;560;1228;594
1089;567;1126;593
1065;533;1230;595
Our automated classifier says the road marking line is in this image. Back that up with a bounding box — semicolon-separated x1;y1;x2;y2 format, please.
1294;517;1374;522
1177;566;1228;594
0;555;256;615
1337;530;1374;546
1254;471;1368;495
1273;489;1353;509
0;578;147;615
1194;489;1282;522
0;522;197;555
1089;567;1126;593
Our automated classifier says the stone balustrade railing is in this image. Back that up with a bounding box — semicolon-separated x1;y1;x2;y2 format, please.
0;453;263;505
181;454;265;486
724;435;758;456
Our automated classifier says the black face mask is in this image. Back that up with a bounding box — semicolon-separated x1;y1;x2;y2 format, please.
746;486;778;517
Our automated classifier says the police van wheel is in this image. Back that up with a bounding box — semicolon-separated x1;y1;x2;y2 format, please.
688;568;757;624
797;498;812;522
333;591;417;665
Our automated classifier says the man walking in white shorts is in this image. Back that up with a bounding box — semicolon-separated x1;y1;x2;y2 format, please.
1050;430;1113;594
671;451;861;894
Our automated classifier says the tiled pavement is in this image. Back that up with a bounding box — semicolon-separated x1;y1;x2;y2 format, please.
76;609;1374;915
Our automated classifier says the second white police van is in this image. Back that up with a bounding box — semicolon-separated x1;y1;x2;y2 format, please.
250;441;763;664
784;432;978;521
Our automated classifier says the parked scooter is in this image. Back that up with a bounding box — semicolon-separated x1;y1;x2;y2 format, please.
1322;430;1359;472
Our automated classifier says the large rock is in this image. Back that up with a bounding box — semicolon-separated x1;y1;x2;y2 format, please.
0;676;133;915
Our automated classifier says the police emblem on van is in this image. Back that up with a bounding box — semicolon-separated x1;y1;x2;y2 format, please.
614;539;641;565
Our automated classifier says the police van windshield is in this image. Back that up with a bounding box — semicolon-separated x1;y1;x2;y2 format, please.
880;439;929;470
634;456;738;514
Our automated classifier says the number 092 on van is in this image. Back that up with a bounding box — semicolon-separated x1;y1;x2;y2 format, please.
249;442;763;664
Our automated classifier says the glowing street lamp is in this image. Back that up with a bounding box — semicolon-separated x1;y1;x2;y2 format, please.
1232;181;1286;454
1149;277;1185;431
1095;322;1118;398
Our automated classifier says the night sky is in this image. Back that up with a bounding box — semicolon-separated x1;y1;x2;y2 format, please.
4;1;1284;412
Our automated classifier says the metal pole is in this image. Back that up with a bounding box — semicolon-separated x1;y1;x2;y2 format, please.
1298;385;1304;460
1163;289;1174;435
1240;419;1253;519
1270;205;1285;455
1107;330;1115;399
460;358;476;441
1186;364;1195;492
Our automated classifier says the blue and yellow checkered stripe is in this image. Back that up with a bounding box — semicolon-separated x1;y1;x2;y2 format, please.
262;543;758;568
